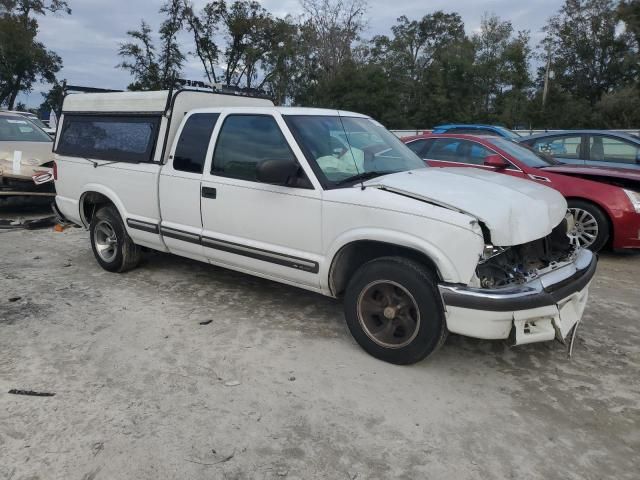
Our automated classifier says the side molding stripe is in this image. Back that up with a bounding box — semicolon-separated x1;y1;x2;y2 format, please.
127;219;319;274
126;218;159;234
201;236;319;273
160;226;201;244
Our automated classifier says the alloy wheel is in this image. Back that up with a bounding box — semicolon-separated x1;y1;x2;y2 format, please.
356;280;421;349
568;207;599;249
94;220;119;263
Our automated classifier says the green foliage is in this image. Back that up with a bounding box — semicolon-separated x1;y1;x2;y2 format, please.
39;80;63;113
117;21;164;90
117;0;185;90
542;0;635;106
0;0;68;108
112;0;640;128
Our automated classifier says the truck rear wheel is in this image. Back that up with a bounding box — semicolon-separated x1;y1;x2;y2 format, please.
344;257;447;364
90;205;141;272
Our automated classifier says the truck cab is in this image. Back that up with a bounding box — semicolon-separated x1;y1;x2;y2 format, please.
53;89;596;364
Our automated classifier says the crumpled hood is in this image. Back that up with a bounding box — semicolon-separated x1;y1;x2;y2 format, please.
365;168;567;246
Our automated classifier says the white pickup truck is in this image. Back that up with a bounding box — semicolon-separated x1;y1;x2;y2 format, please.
53;89;596;364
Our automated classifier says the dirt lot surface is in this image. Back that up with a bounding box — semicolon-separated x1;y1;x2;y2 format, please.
1;206;639;480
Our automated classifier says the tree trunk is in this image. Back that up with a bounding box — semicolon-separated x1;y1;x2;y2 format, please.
8;75;22;110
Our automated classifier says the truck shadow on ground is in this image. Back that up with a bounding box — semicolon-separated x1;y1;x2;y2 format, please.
138;247;616;372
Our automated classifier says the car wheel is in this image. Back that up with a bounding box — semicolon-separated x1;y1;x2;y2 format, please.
344;257;447;365
90;205;141;272
567;200;609;252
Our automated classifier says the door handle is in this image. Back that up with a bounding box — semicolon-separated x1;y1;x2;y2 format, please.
202;186;217;199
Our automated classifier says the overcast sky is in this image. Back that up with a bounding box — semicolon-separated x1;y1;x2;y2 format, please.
21;0;563;109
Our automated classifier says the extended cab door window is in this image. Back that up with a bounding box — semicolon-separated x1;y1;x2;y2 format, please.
173;113;220;173
211;114;310;187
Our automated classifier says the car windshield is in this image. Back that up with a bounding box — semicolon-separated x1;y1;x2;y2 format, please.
488;137;559;167
25;116;50;131
0;116;52;142
284;115;426;186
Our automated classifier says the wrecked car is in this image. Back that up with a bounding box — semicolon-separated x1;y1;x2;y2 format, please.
52;89;597;364
0;112;55;199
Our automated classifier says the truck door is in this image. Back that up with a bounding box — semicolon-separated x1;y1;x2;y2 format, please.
200;113;322;288
159;113;220;261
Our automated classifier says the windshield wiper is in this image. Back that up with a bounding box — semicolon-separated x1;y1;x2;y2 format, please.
334;171;387;187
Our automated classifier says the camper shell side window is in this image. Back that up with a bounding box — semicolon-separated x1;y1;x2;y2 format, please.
55;114;161;163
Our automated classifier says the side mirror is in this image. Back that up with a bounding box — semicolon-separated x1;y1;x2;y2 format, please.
484;154;509;170
256;158;299;185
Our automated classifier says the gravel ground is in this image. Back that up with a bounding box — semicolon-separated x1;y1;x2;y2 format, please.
1;206;639;480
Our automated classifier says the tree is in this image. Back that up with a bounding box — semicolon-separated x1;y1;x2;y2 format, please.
258;16;300;103
117;21;163;90
0;0;69;108
542;0;634;106
299;0;367;76
618;0;640;48
39;80;64;114
158;0;185;85
493;30;533;127
472;15;515;119
368;12;467;126
210;0;273;88
118;1;185;91
182;0;222;84
595;86;640;128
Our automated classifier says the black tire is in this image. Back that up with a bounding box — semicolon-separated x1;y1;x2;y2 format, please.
344;257;447;365
567;199;610;252
89;205;141;272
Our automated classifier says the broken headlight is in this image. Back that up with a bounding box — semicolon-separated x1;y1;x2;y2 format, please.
479;245;509;264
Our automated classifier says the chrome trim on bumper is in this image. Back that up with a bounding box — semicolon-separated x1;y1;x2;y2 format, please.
439;249;596;312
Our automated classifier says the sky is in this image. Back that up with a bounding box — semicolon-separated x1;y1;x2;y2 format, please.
20;0;563;109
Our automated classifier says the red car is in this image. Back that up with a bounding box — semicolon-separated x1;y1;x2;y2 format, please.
402;133;640;251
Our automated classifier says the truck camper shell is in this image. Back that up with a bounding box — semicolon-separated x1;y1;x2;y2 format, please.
56;89;274;164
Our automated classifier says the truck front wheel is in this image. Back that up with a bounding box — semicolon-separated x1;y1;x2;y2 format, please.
90;205;141;273
344;257;447;365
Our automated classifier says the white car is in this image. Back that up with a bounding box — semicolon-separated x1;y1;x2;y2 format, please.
1;110;56;136
52;90;596;364
0;111;55;197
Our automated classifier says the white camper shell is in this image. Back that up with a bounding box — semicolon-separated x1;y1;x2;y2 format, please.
58;89;274;164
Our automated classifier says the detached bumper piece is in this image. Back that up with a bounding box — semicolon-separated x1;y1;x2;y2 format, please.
439;249;596;345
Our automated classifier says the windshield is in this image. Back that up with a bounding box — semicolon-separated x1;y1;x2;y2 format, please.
284;115;426;186
487;137;558;167
0;116;52;142
25;117;50;131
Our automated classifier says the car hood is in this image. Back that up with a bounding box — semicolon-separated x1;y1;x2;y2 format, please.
365;168;567;246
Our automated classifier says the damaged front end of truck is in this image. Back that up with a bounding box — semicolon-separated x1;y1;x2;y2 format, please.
440;213;596;348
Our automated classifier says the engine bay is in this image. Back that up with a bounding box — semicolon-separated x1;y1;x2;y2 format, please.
476;216;576;289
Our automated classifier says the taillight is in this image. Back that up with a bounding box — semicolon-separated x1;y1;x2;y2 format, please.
53;161;58;181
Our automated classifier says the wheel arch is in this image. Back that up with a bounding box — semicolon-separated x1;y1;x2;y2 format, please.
79;185;127;227
328;239;447;298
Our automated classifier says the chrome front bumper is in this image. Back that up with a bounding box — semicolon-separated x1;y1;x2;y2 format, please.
439;248;596;312
438;249;596;345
